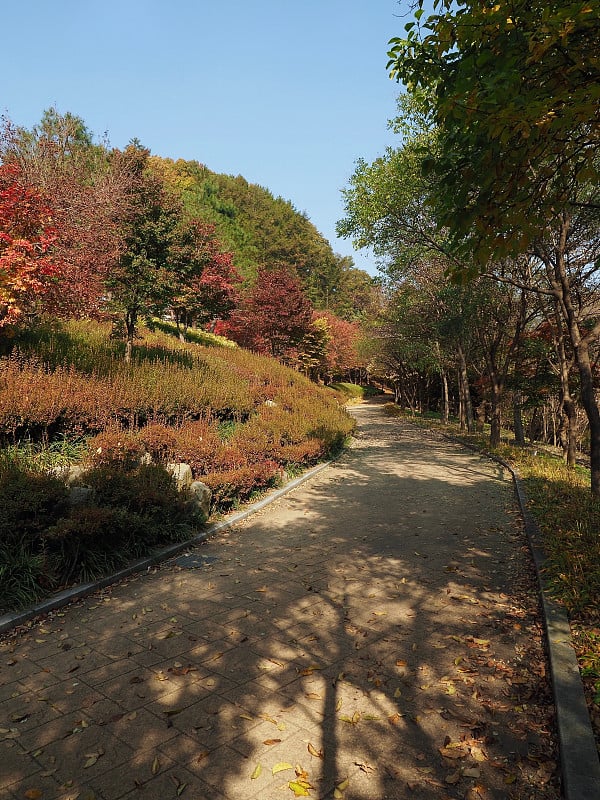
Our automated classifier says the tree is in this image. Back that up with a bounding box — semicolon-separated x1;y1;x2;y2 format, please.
106;144;183;363
387;3;600;493
0;109;124;319
387;0;600;265
169;219;240;338
0;163;59;328
223;264;313;361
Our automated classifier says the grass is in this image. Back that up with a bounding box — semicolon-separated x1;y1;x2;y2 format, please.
329;382;381;403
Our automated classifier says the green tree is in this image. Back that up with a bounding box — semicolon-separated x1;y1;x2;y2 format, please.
106;144;183;363
387;0;600;265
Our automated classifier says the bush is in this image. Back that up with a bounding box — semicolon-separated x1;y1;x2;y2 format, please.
203;460;282;510
0;458;70;549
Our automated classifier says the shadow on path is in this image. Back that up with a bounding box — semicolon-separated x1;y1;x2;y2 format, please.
0;402;560;800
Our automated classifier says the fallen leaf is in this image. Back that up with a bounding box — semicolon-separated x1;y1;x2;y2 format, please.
83;747;105;769
440;745;469;759
396;659;407;667
196;751;209;762
307;742;323;759
263;738;282;745
272;762;294;775
289;780;312;796
152;756;160;775
24;791;43;800
250;763;262;779
445;770;462;785
463;767;481;778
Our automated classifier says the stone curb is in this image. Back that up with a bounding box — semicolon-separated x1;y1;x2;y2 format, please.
443;433;600;800
0;460;332;637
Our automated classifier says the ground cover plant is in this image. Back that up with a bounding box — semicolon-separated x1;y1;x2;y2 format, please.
0;318;355;614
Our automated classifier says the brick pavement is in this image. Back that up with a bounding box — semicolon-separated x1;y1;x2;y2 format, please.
0;404;559;800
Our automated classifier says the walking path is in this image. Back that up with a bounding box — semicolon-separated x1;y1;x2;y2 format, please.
1;403;560;800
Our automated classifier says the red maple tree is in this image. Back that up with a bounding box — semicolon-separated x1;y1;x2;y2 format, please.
222;264;313;360
0;163;59;328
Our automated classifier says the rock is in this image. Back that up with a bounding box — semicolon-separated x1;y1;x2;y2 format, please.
50;464;87;484
166;462;193;490
69;486;94;507
189;481;212;519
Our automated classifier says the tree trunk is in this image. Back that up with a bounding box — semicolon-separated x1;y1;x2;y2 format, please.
458;368;465;429
574;346;600;494
441;368;449;424
490;385;502;448
125;310;136;365
457;344;474;432
513;390;525;446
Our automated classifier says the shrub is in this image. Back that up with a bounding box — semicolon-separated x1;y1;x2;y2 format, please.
137;423;178;463
171;419;225;475
0;458;70;548
87;429;146;471
203;460;282;510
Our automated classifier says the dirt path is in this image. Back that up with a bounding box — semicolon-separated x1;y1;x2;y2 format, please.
0;402;560;800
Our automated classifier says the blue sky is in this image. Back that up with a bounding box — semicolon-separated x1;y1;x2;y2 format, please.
1;1;408;275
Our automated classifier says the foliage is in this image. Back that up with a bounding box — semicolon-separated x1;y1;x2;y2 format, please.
387;0;600;266
0;163;59;328
222;264;314;360
149;155;379;319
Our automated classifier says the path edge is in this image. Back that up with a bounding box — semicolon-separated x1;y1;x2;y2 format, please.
0;459;333;637
444;432;600;800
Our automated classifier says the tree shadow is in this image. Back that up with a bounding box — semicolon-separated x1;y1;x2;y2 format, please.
0;404;560;800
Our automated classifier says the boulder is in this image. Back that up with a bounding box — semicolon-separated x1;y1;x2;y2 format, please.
189;481;212;519
166;462;193;490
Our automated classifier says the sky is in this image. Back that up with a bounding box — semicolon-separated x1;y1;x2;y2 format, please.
1;1;409;276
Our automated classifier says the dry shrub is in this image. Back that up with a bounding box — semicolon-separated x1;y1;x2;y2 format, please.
277;438;325;466
170;419;224;475
203;460;282;510
87;429;145;471
137;423;178;463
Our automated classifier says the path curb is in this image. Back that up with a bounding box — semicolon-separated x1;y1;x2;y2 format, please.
444;432;600;800
0;460;332;637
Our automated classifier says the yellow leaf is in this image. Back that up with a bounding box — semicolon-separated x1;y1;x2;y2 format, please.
250;763;262;780
394;688;402;698
337;777;350;791
152;756;160;775
289;780;311;796
307;742;323;759
335;698;343;711
272;762;294;775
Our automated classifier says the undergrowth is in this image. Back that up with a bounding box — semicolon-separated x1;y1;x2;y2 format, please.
0;318;355;614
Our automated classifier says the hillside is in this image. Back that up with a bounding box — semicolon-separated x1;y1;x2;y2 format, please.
0;319;355;612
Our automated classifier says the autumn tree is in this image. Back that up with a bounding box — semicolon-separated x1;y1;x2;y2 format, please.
169;219;240;338
0;163;59;329
223;264;313;361
0;109;125;318
387;1;600;493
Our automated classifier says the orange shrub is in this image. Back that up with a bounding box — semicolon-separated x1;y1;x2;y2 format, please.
203;460;282;509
